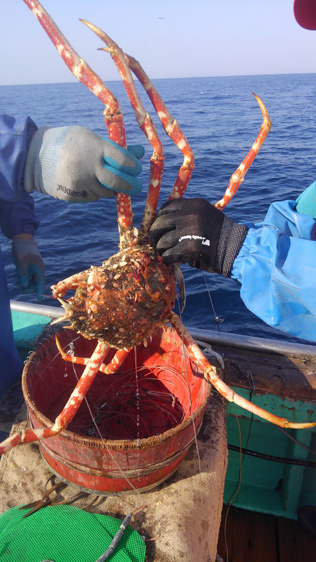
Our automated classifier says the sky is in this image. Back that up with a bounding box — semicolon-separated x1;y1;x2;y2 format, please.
1;0;316;86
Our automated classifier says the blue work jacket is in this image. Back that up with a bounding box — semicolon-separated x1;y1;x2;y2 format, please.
232;199;316;342
0;114;39;394
0;114;39;238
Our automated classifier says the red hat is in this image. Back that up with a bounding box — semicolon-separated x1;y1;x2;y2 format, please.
294;0;316;30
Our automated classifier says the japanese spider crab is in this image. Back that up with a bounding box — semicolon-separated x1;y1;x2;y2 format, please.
0;0;314;457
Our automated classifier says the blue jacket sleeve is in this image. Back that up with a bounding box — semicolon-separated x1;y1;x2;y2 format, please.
231;200;316;342
0;114;39;238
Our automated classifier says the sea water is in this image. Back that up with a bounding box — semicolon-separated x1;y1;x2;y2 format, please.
1;73;315;344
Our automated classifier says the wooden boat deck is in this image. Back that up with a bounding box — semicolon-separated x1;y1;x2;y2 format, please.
217;505;316;562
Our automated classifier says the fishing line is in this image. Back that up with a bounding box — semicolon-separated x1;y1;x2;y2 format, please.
203;273;224;330
223;376;255;562
133;346;141;447
176;298;204;506
223;405;243;562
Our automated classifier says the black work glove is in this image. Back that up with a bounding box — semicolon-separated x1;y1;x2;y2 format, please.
150;198;248;277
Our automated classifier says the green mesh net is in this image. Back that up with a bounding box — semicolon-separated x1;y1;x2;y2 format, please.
0;504;146;562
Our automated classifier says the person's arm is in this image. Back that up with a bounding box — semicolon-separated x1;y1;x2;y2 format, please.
231;223;316;341
0;198;45;300
231;198;316;341
150;198;316;342
0;113;145;203
0;113;145;299
260;199;316;238
0;114;38;200
0;115;45;299
11;233;45;300
0;196;39;238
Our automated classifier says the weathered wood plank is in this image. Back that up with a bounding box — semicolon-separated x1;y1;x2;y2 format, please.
217;506;278;562
278;516;316;562
211;343;316;401
218;506;316;562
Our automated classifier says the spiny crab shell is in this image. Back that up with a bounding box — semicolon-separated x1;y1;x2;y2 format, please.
53;245;177;349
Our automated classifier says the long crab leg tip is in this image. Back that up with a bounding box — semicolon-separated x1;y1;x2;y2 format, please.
79;19;116;50
170;313;314;429
214;93;271;210
121;52;194;232
252;92;271;127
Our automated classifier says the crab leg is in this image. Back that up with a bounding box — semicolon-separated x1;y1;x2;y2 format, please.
170;313;316;429
215;94;271;210
55;336;131;375
126;55;195;203
51;270;89;298
81;22;166;241
0;341;109;454
22;0;133;248
79;22;194;237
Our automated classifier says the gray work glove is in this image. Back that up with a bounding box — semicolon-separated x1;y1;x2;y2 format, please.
24;126;145;202
12;238;46;301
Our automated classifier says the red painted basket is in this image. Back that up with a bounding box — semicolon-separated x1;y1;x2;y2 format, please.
22;325;211;494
